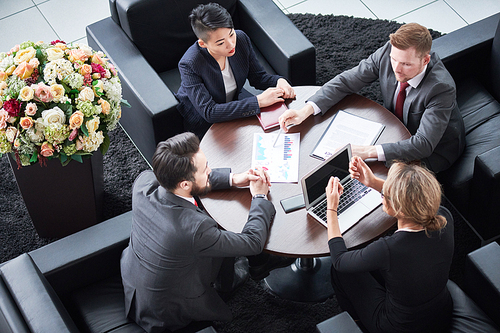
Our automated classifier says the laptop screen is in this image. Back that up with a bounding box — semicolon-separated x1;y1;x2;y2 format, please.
304;146;350;206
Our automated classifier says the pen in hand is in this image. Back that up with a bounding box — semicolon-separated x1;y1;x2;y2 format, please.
273;123;296;147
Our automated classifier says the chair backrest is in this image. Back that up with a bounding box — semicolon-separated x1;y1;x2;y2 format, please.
112;0;237;73
490;19;500;101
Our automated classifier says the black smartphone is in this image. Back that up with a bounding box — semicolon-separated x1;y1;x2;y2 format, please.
280;194;305;213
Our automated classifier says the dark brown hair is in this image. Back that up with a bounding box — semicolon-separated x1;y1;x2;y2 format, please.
152;132;200;191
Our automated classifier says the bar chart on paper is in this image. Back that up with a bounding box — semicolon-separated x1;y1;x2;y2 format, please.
252;132;300;183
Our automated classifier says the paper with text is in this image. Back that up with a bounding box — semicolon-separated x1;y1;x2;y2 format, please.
311;110;385;160
252;132;300;183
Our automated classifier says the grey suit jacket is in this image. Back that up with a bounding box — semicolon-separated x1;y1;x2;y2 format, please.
309;41;465;172
120;169;275;332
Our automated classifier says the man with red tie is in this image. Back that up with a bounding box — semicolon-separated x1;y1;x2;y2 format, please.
279;23;465;173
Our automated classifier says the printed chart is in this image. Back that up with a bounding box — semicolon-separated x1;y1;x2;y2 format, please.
252;132;300;183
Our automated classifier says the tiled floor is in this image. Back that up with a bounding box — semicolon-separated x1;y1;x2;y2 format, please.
0;0;498;55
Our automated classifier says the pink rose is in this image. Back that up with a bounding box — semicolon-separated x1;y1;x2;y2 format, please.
79;64;92;76
0;72;7;81
68;49;88;62
19;117;34;130
34;83;53;103
13;62;34;80
0;109;9;130
108;63;117;77
25;102;38;116
9;44;20;55
40;142;54;157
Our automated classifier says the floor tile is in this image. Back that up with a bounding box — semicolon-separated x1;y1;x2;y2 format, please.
396;1;467;33
0;0;34;20
444;0;500;25
361;0;436;21
287;0;377;19
279;0;307;9
37;0;110;44
0;7;58;53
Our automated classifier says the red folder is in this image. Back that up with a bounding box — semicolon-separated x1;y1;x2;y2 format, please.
256;102;288;131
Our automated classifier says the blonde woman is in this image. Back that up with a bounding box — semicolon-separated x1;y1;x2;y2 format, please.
325;157;454;333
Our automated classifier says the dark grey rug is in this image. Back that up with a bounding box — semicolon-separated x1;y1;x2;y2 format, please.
0;13;481;333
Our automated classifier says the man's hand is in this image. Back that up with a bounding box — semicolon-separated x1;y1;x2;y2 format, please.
349;156;384;192
232;168;272;188
278;104;314;132
249;167;271;196
257;87;285;108
276;78;296;99
350;145;378;160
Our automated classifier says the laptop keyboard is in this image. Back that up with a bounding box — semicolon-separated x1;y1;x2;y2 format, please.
312;179;371;221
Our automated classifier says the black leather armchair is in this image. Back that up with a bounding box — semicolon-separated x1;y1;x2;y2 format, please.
86;0;316;165
0;211;214;333
316;242;500;333
432;13;500;243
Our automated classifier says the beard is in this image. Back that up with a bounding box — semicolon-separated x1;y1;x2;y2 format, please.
190;180;211;197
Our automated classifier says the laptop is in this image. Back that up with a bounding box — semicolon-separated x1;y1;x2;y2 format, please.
301;144;382;233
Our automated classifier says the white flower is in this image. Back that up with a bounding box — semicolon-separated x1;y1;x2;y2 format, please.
78;130;104;152
5;126;18;142
26;127;44;143
78;86;94;102
103;77;122;103
42;106;65;125
0;55;14;72
43;58;73;85
46;47;65;61
73;43;93;57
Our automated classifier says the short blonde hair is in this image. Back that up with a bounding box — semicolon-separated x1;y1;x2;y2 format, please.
389;23;432;58
383;162;446;234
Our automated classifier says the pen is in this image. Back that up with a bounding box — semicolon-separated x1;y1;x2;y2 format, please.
273;123;296;147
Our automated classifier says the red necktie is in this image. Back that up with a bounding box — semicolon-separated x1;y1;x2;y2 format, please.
395;81;410;122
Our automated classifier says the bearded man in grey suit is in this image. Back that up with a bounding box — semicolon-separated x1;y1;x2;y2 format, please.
121;132;278;332
279;23;465;173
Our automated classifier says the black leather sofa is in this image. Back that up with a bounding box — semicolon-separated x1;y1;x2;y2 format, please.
432;13;500;243
86;0;316;166
0;211;214;333
316;242;500;333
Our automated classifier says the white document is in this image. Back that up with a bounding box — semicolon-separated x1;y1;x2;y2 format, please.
252;132;300;183
311;110;385;160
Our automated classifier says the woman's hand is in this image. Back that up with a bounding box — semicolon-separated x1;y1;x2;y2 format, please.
326;176;343;211
349;156;384;192
276;78;296;99
257;87;285;108
326;176;343;239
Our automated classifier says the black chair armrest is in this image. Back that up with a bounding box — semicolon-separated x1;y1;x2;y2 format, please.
0;277;30;333
464;242;500;327
29;211;132;299
237;0;316;86
432;13;500;82
86;17;183;164
432;13;500;63
469;146;500;241
0;254;79;333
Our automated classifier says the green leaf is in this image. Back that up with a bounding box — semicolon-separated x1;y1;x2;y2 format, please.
121;99;131;108
59;103;73;116
100;134;110;155
81;123;89;137
29;151;38;163
71;154;83;163
60;152;68;164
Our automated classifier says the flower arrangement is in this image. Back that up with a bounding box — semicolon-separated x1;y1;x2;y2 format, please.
0;40;128;167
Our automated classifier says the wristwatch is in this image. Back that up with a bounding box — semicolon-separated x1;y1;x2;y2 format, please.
252;194;268;200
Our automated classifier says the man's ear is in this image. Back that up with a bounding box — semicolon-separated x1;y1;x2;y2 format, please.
197;39;207;49
178;180;192;191
423;53;431;66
